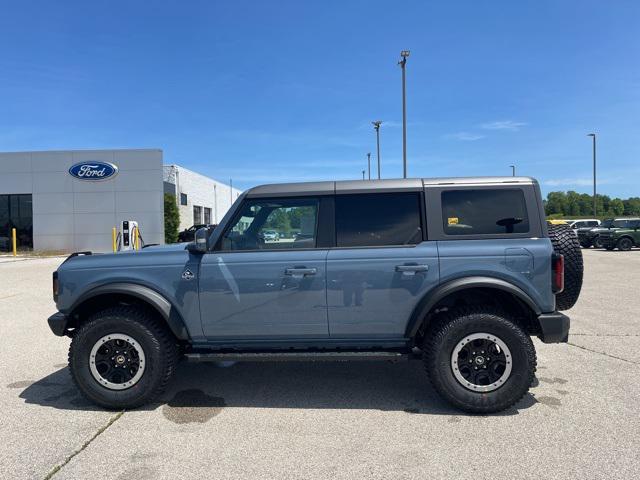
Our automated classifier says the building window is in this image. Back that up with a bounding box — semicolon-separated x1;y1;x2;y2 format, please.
180;193;188;206
193;205;203;225
335;193;422;247
0;194;33;252
204;207;212;225
441;189;530;235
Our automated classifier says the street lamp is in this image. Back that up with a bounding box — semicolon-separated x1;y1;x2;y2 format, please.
398;50;410;178
510;165;516;176
588;133;597;216
367;152;371;180
362;170;365;180
372;121;382;179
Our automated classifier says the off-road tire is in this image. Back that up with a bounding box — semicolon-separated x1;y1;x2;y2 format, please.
548;224;583;310
69;306;178;409
592;235;603;249
424;306;536;414
617;237;633;251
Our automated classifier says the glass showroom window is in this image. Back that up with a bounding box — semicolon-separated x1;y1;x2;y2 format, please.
193;205;203;225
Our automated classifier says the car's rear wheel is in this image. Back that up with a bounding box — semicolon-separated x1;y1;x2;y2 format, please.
423;306;536;414
617;237;633;251
69;305;178;409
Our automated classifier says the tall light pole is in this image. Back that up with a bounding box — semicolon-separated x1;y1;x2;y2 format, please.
367;152;371;180
510;165;516;176
362;170;365;180
399;50;410;178
588;133;597;216
229;179;233;205
372;121;382;179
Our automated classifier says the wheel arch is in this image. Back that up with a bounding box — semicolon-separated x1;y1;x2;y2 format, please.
67;283;190;341
406;277;542;339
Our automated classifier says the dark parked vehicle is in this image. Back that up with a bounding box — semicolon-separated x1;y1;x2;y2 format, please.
177;224;216;242
577;218;638;248
599;218;640;250
48;177;582;413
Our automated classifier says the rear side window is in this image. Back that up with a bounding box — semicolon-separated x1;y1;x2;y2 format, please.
336;193;422;247
441;189;530;235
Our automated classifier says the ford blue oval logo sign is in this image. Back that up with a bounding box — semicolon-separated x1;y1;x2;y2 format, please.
69;162;118;181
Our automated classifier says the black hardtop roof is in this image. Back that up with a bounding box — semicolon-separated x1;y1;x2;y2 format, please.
245;176;537;198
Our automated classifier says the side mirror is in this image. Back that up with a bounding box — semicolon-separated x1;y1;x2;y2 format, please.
187;227;210;254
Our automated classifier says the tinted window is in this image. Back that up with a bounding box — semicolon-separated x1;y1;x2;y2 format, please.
335;193;422;247
193;205;202;224
442;189;530;235
221;198;319;251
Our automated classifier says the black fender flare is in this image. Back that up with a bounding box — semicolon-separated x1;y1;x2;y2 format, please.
69;283;190;340
405;276;542;338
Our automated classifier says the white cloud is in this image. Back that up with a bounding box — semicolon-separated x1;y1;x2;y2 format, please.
544;178;593;187
444;132;485;141
480;120;527;131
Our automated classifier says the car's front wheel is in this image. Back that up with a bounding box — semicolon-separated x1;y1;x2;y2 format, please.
69;306;178;409
424;306;536;413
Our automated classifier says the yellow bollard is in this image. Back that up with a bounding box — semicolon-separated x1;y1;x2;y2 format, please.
135;227;140;251
12;228;17;256
112;227;117;253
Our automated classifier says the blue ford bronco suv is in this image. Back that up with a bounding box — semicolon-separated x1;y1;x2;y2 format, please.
49;177;583;413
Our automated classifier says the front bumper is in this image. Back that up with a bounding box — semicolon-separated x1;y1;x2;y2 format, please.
48;312;70;337
537;312;570;343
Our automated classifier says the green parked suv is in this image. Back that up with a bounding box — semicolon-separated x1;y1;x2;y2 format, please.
599;218;640;251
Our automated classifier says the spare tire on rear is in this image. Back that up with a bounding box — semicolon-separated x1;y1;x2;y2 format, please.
548;224;583;310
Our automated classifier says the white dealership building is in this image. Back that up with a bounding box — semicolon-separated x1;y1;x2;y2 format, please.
0;149;240;253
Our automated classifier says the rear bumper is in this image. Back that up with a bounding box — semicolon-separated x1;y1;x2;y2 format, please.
537;311;570;343
48;312;70;337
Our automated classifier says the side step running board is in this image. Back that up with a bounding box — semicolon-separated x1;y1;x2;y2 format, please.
184;351;414;363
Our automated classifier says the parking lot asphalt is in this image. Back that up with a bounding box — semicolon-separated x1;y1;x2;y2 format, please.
1;249;639;479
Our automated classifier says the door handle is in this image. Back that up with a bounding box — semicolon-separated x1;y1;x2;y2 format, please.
395;264;429;274
284;267;317;278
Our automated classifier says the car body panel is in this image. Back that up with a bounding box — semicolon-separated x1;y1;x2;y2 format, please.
326;242;439;337
198;249;330;338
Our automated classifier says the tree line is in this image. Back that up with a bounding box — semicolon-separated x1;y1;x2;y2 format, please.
544;191;640;218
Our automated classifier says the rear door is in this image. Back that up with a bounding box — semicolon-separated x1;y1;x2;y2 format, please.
326;190;439;337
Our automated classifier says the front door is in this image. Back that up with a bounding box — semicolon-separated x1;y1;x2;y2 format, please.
199;196;329;339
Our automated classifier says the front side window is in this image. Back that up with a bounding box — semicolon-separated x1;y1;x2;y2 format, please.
335;193;422;247
442;189;530;235
221;198;319;251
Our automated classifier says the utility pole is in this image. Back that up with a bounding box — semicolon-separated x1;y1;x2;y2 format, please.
372;121;382;179
399;50;410;178
510;165;516;176
367;152;371;180
588;133;597;216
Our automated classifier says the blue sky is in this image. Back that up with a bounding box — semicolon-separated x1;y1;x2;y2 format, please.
1;1;639;197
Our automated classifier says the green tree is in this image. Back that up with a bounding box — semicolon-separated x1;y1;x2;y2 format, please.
164;193;180;243
609;198;625;216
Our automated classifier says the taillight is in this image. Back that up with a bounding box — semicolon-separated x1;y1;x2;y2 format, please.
552;253;564;293
53;271;59;301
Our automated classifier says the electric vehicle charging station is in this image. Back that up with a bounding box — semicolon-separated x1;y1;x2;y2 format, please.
120;220;139;251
